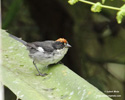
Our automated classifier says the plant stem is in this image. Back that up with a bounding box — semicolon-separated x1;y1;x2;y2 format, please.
79;0;121;11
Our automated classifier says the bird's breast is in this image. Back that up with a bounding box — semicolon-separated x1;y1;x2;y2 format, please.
30;48;68;66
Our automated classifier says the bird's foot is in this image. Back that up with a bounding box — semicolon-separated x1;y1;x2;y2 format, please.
36;73;48;77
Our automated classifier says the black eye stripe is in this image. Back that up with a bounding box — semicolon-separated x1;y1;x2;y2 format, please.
53;41;65;49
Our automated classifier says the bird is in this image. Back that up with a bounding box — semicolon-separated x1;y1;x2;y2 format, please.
9;34;71;76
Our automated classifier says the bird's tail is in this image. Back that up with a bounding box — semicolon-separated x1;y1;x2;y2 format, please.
9;34;27;45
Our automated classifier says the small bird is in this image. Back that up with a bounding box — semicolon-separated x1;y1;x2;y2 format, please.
9;34;71;76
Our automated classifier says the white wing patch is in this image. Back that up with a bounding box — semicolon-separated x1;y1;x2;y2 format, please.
56;49;61;52
37;47;44;52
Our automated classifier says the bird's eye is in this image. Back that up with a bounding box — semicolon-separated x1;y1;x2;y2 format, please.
53;41;65;49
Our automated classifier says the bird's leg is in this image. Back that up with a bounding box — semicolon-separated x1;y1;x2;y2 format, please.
33;61;48;77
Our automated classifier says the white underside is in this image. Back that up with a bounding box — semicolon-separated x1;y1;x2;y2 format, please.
29;48;68;66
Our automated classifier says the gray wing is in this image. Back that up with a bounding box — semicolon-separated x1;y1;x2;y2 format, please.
9;34;55;53
26;41;55;53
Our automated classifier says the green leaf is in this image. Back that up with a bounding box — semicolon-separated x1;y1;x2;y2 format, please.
121;4;125;9
1;29;112;100
91;2;102;13
102;0;105;4
116;10;125;24
68;0;78;5
116;4;125;24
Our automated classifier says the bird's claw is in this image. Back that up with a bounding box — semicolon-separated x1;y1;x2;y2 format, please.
36;73;48;77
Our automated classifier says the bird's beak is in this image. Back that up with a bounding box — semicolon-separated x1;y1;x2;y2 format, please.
65;43;71;48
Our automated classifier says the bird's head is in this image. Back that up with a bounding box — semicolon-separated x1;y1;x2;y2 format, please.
53;38;71;49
